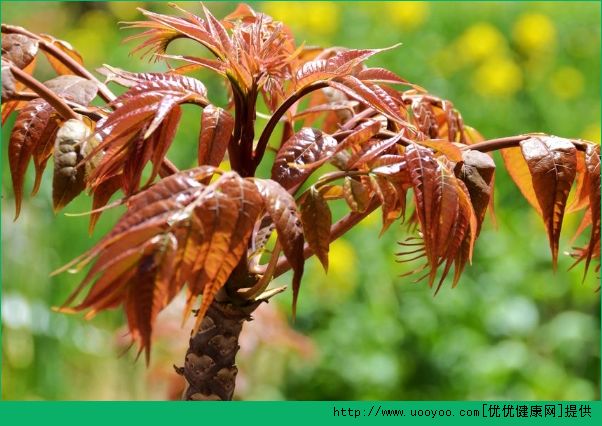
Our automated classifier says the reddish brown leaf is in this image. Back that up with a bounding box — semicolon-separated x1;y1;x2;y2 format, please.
1;58;16;100
520;136;577;266
343;176;371;213
576;144;601;276
328;76;405;123
57;167;222;357
2;57;37;123
567;149;590;213
346;133;402;169
88;72;204;191
416;140;463;162
8;98;58;218
40;34;84;75
404;144;471;287
293;100;358;122
371;175;406;235
100;65;208;101
125;234;178;362
191;174;263;330
357;67;411;86
300;187;331;271
44;75;98;105
160;54;227;76
271;128;338;189
255;179;305;315
454;149;495;234
2;33;38;69
125;7;225;60
501;146;542;214
198;105;234;167
334;120;382;155
294;47;397;90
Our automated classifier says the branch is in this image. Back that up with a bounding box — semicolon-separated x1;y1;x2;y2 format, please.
272;199;379;278
6;91;106;119
378;130;589;153
465;134;588;152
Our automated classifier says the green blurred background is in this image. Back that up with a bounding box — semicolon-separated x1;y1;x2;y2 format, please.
1;1;600;400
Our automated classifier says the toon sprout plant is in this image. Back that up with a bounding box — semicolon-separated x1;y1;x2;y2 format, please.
1;3;599;401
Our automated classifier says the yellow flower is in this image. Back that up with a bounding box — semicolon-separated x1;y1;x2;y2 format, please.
386;2;429;32
305;3;340;37
473;55;523;97
512;13;556;55
549;67;584;100
456;23;507;63
262;2;340;38
581;123;601;143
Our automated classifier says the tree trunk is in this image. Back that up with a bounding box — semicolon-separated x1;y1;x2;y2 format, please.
178;298;259;400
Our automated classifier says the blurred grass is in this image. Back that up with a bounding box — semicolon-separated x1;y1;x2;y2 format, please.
1;2;600;400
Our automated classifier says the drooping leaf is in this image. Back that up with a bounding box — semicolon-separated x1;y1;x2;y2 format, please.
454;149;496;234
40;34;84;75
8;98;58;218
573;143;601;277
300;187;331;271
2;33;38;69
567;149;590;213
44;75;98;105
500;145;542;215
402;144;476;288
271;128;338;189
190;174;263;331
450;178;478;288
405;144;439;283
343;176;371;213
520;136;577;266
125;234;178;362
1;58;16;100
2;57;37;123
198;104;234;167
371;175;406;235
58;167;221;358
255;179;305;315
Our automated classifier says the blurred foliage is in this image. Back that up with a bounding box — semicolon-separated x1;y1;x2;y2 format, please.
1;2;600;400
